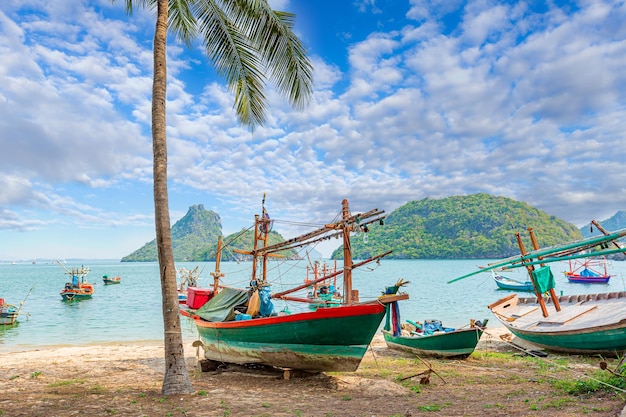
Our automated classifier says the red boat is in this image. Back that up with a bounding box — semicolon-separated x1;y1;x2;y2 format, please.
564;257;610;284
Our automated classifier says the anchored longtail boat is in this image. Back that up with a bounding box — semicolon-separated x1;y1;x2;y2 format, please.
184;198;407;372
58;262;94;301
492;271;534;292
450;224;626;355
564;257;611;284
102;274;121;285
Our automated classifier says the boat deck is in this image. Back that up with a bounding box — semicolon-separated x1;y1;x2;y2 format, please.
491;292;626;333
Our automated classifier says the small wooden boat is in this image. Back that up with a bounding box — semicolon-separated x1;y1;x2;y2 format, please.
57;262;95;301
177;266;201;304
489;292;626;355
564;258;610;284
493;271;534;292
304;261;342;309
451;224;626;355
1;289;32;325
185;198;408;372
383;298;486;358
102;274;121;285
0;299;20;325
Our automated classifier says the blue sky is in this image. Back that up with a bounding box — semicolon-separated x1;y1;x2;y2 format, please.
1;0;626;261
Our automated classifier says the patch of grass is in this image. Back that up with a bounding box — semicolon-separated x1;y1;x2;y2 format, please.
261;402;271;408
220;400;230;417
30;371;41;378
483;403;506;409
9;375;19;380
197;390;207;396
341;395;352;401
48;379;86;387
417;403;444;412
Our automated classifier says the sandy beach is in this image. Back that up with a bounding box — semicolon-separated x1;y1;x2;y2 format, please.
1;328;625;416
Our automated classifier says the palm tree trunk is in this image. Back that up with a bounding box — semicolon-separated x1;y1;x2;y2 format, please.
152;0;194;395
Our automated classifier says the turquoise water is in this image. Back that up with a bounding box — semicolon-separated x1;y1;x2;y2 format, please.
2;259;626;351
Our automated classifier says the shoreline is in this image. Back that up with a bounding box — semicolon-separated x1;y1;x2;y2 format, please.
0;323;510;354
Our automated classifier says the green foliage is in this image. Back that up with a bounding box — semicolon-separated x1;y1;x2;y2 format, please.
333;194;582;259
121;204;222;262
193;229;296;261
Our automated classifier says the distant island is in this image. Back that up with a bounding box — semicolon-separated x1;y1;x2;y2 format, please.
121;194;624;262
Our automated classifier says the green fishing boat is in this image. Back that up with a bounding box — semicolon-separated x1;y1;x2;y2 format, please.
185;198;408;372
451;222;626;355
382;301;486;358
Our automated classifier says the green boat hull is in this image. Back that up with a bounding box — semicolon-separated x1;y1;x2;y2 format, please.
490;292;626;356
382;328;484;358
194;302;386;372
504;325;626;355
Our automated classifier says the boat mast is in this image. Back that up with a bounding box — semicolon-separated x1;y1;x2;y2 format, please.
341;199;354;304
527;228;561;313
211;236;224;294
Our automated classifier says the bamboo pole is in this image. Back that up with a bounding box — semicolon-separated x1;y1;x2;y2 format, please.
516;233;549;317
528;228;561;312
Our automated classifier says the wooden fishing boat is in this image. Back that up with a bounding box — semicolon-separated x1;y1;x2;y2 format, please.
102;274;121;285
184;198;408;372
1;289;32;325
450;224;626;355
564;258;610;284
177;266;201;304
0;299;20;325
493;271;534;291
382;320;487;358
58;262;94;301
488;291;626;355
304;260;342;309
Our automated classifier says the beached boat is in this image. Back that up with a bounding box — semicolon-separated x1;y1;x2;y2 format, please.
492;271;534;291
102;274;121;285
58;262;94;301
564;257;610;284
450;225;626;355
184;198;408;372
382;316;487;358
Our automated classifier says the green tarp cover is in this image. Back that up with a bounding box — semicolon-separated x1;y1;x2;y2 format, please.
194;287;249;322
531;266;556;294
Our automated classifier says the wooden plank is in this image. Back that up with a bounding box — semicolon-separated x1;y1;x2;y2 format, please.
538;305;597;325
511;306;539;319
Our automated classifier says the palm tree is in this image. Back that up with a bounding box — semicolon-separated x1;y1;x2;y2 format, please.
114;0;313;395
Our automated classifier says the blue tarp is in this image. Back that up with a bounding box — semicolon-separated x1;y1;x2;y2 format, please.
259;286;274;317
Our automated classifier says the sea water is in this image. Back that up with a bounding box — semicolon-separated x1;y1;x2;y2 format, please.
2;259;626;351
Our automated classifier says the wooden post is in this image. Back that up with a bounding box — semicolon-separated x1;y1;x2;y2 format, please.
211;236;224;294
528;228;561;312
342;199;353;305
516;233;549;317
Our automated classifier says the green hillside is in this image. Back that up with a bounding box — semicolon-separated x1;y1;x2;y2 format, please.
121;204;221;262
332;194;583;259
192;229;296;261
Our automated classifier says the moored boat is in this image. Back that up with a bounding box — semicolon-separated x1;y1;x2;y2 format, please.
58;262;94;301
0;299;20;325
102;274;121;285
184;198;408;372
1;289;32;325
492;271;534;292
564;257;610;284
